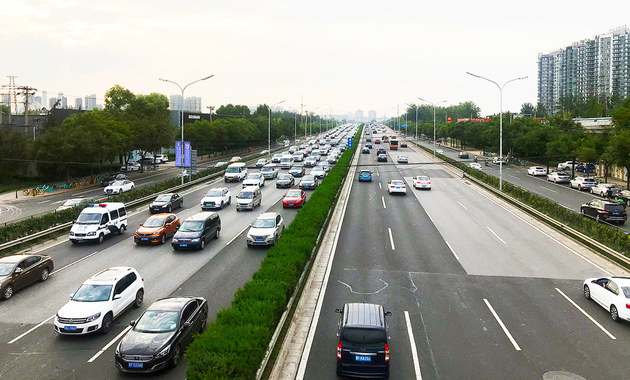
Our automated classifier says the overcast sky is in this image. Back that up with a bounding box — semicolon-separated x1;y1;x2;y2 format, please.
2;0;630;119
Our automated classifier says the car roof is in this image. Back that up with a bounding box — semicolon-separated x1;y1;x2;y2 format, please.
0;254;38;263
610;277;630;286
208;187;228;192
87;267;135;283
148;297;200;311
343;303;385;328
257;212;278;219
186;212;217;221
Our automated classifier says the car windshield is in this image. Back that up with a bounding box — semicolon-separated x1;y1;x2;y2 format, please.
226;167;240;173
143;216;165;228
205;190;222;197
341;328;386;346
134;310;179;333
179;221;204;232
584;178;596;183
292;166;303;170
247;174;261;179
622;287;630;298
252;218;275;228
238;192;254;199
261;167;273;172
303;176;315;181
417;176;430;181
391;181;404;185
62;199;82;207
0;262;16;276
257;159;266;163
278;175;292;180
72;284;112;302
155;195;171;202
76;212;102;224
111;181;125;186
286;191;301;197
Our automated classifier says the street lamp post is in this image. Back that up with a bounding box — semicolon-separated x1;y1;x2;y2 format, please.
418;97;446;158
159;75;214;184
268;100;285;156
466;72;527;191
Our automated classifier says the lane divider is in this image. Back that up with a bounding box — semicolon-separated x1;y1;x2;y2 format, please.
445;241;460;261
50;251;99;275
226;225;250;246
483;298;521;351
404;311;424;380
456;201;469;211
555;287;616;340
8;315;54;344
388;228;396;251
486;226;507;244
382;196;387;209
87;325;132;363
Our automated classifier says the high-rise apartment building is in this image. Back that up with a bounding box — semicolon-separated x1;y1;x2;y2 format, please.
184;96;202;112
169;95;183;111
355;110;364;122
75;98;83;110
85;95;97;110
368;110;376;121
538;26;630;114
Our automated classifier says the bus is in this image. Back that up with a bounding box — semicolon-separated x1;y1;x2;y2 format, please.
389;139;399;150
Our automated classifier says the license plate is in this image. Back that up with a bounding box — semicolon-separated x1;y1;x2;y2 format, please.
180;244;188;247
289;204;294;206
128;362;143;368
355;355;371;362
396;186;401;189
613;212;619;215
64;326;77;331
255;238;264;242
206;203;214;206
141;238;148;241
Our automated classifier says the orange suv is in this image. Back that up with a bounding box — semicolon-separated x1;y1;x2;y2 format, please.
134;213;180;245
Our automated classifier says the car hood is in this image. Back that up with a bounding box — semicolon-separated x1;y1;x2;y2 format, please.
173;231;201;239
301;180;315;185
136;226;162;235
277;179;292;184
237;198;253;204
201;196;222;203
248;227;274;236
150;201;168;207
58;300;107;318
283;196;302;202
119;329;176;356
71;223;99;233
243;179;260;184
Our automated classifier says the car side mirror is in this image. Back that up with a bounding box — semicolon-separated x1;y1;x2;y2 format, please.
385;311;392;316
335;308;342;313
129;320;136;327
14;267;22;275
70;293;74;299
113;294;122;300
183;321;192;328
139;223;143;226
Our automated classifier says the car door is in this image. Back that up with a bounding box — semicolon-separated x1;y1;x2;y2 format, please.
165;215;177;236
21;256;42;288
11;259;31;291
590;278;610;307
111;277;128;317
604;280;620;309
179;302;199;347
101;212;111;236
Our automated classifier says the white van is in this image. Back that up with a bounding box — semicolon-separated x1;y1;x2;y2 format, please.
279;155;294;169
69;202;128;244
224;162;248;182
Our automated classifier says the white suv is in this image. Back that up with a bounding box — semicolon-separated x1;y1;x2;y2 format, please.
54;267;144;335
201;187;231;210
247;212;284;247
243;173;265;188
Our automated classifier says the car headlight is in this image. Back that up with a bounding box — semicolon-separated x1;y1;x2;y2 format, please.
155;345;170;358
191;238;200;242
85;312;101;323
265;234;275;240
172;238;179;243
115;342;121;356
69;231;75;236
87;232;96;236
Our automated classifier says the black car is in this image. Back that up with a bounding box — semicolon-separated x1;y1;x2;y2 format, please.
299;175;319;190
400;142;407;147
336;303;391;378
376;148;387;156
458;152;469;159
149;193;183;214
276;174;295;188
377;154;387;162
172;212;221;250
366;138;372;142
361;148;370;154
581;199;627;224
115;297;208;373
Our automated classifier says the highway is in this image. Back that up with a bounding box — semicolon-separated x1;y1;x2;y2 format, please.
299;130;630;379
0;135;340;380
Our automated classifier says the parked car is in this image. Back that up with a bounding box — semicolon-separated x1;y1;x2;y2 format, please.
387;180;407;195
54;267;144;335
0;254;54;300
243;173;265;188
570;176;597;191
546;171;570;183
149;193;183;214
172;212;221;250
200;187;231;210
458;152;469;159
115;297;208;373
576;163;596;173
557;160;579;171
300;175;319;190
282;189;307;208
276;173;295;188
591;183;620;198
121;162;141;172
246;212;284;247
527;166;547;176
412;175;431;190
134;213;180;245
104;180;135;195
583;277;630;321
581;199;627;224
261;164;279;179
358;170;372;182
255;158;269;168
155;154;169;163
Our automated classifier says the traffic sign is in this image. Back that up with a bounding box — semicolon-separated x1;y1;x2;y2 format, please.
175;140;182;167
401;124;408;128
347;137;353;147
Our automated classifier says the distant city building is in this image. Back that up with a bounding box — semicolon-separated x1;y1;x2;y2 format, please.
41;91;48;109
169;95;183;111
60;97;68;109
34;96;42;109
85;94;97;110
368;110;376;121
355;110;364;122
49;97;57;109
538;25;630;114
75;98;83;110
184;96;202;112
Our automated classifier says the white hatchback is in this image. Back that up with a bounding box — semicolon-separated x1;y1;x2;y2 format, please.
54;267;144;335
584;277;630;322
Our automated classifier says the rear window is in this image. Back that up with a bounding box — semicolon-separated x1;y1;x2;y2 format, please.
341;328;386;345
622;287;630;298
605;204;625;211
584;178;596;183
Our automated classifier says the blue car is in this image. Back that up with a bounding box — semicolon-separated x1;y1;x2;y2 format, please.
358;170;373;182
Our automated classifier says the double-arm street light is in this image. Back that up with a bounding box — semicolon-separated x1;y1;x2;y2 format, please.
268;100;285;156
466;72;527;191
418;97;446;158
159;75;214;184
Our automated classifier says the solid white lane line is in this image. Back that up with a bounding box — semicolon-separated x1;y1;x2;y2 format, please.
226;225;249;246
378;182;382;189
424;209;436;225
486;227;507;244
439;185;446;191
8;315;55;344
456;201;469;211
75;188;99;195
540;186;558;193
483;299;521;351
508;175;519;180
381;196;386;209
87;326;132;363
388;228;395;250
51;200;66;204
555;288;616;340
37;200;50;204
445;241;460;260
50;251;99;275
33;238;70;253
404;311;423;380
376;170;380;176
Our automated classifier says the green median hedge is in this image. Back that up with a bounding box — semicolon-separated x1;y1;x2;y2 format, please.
414;143;630;260
185;127;362;380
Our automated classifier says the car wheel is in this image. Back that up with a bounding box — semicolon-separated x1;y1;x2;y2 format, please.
98;233;104;244
581;209;585;216
100;313;113;335
168;205;172;213
118;224;125;235
601;191;605;197
200;238;205;250
228;197;231;205
133;289;144;308
200;312;208;332
596;214;601;222
611;305;619;322
170;344;182;368
220;201;224;209
578;185;582;191
215;229;220;239
131;186;135;190
584;285;591;299
160;234;166;244
40;268;50;282
3;285;13;300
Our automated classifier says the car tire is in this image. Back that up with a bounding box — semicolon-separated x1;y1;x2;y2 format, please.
596;215;601;222
170;344;182;368
200;312;208;332
199;238;205;250
581;209;585;216
160;234;166;244
220;201;224;209
578;185;582;191
100;313;113;335
228;197;232;205
40;268;50;282
611;305;620;322
584;285;591;299
3;284;13;300
601;191;605;197
133;289;144;308
168;205;172;213
118;225;125;235
98;234;104;244
215;229;220;239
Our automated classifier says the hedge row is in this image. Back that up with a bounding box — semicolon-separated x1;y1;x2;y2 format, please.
0;151;273;247
415;143;630;257
185;127;362;379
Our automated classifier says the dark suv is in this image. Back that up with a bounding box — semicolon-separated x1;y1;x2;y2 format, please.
172;212;221;250
336;303;391;378
581;200;627;225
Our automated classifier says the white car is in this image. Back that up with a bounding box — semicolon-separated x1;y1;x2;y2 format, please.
261;164;279;179
591;183;620;197
311;167;326;179
54;267;144;335
155;154;168;163
436;149;444;155
570;176;597;191
583;276;630;322
558;160;579;171
492;157;506;165
546;171;570;183
255;158;269;168
201;187;231;210
469;162;482;171
104;180;135;195
527;166;547;176
229;156;242;163
121;162;140;172
214;161;228;168
388;180;407;195
397;155;408;164
412;176;431;190
293;153;304;162
246;212;285;247
243;173;265;188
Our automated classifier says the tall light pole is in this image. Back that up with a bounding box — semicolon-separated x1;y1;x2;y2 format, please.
159;75;214;184
268;100;285;156
466;72;527;191
418;97;446;158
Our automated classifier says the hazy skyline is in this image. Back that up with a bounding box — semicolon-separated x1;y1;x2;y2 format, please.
2;0;630;118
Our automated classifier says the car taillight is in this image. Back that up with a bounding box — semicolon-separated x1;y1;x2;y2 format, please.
626;303;630;309
337;341;342;359
599;210;609;214
384;343;390;362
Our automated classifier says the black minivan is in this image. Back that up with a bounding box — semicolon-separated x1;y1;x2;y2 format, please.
171;212;220;250
336;303;391;378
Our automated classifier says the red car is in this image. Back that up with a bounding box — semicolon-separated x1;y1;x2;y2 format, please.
282;189;307;208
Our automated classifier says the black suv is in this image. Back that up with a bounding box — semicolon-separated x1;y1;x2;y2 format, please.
172;212;221;250
336;303;391;378
581;199;627;224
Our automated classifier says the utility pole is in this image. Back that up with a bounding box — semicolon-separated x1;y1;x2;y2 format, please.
17;85;37;139
206;106;214;121
1;76;18;124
